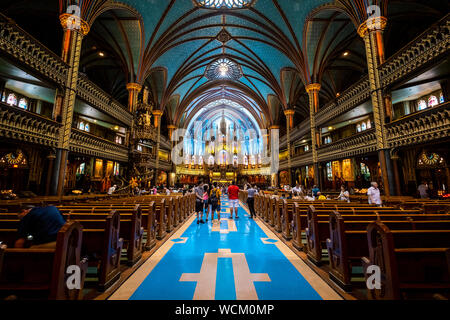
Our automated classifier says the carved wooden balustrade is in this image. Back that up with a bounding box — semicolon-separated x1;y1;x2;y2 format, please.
0;13;68;86
0;102;61;147
134;125;157;141
279;151;313;170
317;129;377;163
380;13;450;88
386;102;450;148
77;75;133;127
315;76;371;127
69;129;129;162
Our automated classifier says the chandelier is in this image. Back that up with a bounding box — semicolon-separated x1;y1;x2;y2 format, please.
194;0;256;9
205;58;243;81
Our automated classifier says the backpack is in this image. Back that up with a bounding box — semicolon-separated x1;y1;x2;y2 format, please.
210;189;218;205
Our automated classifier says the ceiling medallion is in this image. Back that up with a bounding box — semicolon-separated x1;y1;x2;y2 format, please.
194;0;256;9
216;29;232;44
205;58;243;81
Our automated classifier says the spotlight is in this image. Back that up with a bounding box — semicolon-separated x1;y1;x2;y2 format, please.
343;51;349;56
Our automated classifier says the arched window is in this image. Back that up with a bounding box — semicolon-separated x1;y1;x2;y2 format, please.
440;92;444;104
1;92;6;102
84;123;90;132
76;163;86;175
428;95;438;107
361;122;367;131
367;120;371;129
79;122;85;130
7;93;17;106
326;162;333;181
418;100;427;111
356;124;361;133
18;98;28;109
113;162;120;176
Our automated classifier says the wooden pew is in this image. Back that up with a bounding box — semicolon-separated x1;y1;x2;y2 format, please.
145;202;157;251
155;199;167;240
326;212;450;291
81;210;123;291
362;221;450;300
0;221;87;300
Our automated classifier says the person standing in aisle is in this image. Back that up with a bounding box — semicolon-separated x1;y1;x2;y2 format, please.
246;185;258;219
228;183;240;219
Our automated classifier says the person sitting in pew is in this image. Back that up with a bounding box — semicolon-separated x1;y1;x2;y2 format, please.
15;205;66;249
317;192;327;200
336;185;350;203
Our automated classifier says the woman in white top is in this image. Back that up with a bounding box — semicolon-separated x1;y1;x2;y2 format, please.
336;185;350;203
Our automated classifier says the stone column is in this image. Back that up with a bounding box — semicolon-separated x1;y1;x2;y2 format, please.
391;152;402;196
284;109;295;186
358;16;392;196
153;110;163;186
45;152;56;196
53;14;90;196
306;83;321;187
167;124;177;187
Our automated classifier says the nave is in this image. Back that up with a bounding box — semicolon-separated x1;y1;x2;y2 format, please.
109;196;341;300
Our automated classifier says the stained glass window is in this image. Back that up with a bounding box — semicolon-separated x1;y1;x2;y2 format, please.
356;124;361;132
367;120;371;129
326;162;333;181
76;163;85;175
304;145;309;152
1;92;5;102
18;98;28;110
440;92;444;104
114;162;120;176
428;95;438;107
84;123;90;132
194;0;255;9
418;100;427;111
79;122;85;130
361;122;367;131
7;94;17;106
205;58;243;81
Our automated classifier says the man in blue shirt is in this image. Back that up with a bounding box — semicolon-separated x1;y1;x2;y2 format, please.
312;185;320;198
15;205;66;248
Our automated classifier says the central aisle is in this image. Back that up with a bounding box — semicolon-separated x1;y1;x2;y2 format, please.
109;196;341;300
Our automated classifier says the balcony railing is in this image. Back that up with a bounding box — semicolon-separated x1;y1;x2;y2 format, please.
0;13;68;86
380;13;450;87
317;129;377;162
0;102;61;147
279;151;313;170
77;75;133;126
69;129;129;162
386;102;450;148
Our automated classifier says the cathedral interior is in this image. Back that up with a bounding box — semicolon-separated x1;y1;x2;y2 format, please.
0;0;449;305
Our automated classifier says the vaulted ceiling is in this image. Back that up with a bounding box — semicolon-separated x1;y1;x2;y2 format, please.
2;0;448;132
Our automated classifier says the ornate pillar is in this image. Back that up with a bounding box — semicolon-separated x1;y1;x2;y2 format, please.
284;109;295;186
358;16;392;196
391;151;402;196
167;124;177;187
306;83;321;187
126;83;142;113
45;152;56;196
53;14;90;196
153;110;163;186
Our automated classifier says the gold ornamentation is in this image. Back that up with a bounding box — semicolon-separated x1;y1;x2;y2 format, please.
357;16;388;38
59;13;90;36
305;83;321;93
126;83;142;92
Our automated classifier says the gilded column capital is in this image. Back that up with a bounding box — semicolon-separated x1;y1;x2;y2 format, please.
305;83;321;93
167;125;177;130
152;110;164;117
126;83;142;92
284;109;295;117
357;16;388;38
269;125;280;130
59;13;90;36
